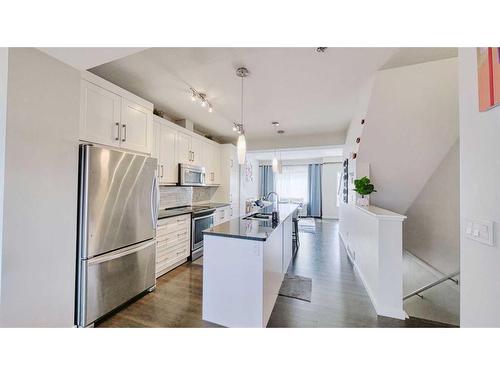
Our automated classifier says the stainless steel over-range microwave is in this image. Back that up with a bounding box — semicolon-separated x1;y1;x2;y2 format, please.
179;163;206;186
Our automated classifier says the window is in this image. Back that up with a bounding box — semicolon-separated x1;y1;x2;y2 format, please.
275;165;309;203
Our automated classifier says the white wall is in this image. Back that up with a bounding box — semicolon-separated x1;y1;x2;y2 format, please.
0;48;8;298
0;48;80;327
459;48;500;327
357;58;459;214
239;155;260;214
322;163;341;219
248;130;346;151
403;140;460;274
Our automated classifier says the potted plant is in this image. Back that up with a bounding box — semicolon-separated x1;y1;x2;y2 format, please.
353;176;376;206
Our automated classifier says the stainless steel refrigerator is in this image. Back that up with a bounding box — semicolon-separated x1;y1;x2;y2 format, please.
76;144;159;327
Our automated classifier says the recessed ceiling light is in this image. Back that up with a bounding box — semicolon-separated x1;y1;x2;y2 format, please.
272;121;280;127
316;47;327;53
277;130;285;135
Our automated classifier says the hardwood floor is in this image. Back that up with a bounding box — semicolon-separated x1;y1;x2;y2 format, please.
97;219;454;328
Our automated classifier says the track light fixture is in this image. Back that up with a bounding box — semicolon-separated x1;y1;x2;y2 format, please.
189;88;213;113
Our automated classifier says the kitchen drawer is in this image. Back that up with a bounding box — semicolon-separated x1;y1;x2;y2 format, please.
157;226;190;245
157;214;190;235
156;238;189;261
156;240;190;276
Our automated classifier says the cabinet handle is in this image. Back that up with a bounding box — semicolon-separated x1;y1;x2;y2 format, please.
115;122;120;141
161;165;164;178
122;124;127;142
230;159;233;168
192;151;195;162
177;231;187;236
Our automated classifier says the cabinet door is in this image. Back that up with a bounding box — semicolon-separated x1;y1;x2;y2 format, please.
159;125;178;184
203;142;214;183
120;98;153;154
212;145;221;184
80;80;121;147
177;132;191;165
152;120;161;177
190;137;203;166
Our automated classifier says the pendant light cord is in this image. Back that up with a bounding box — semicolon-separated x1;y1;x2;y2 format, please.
241;75;244;132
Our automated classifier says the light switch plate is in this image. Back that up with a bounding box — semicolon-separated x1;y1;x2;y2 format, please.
465;219;494;246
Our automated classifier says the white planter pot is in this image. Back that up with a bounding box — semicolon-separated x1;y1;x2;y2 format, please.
357;195;370;206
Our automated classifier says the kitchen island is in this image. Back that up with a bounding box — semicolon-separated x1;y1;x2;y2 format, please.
202;203;299;327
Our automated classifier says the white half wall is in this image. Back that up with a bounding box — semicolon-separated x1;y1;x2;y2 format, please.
0;48;80;327
0;48;8;298
459;48;500;327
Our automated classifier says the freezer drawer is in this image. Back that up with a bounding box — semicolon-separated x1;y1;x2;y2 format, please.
77;240;156;327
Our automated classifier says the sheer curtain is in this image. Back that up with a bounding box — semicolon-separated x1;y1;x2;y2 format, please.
275;165;309;203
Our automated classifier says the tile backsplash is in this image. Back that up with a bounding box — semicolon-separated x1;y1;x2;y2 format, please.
193;186;218;203
159;186;192;209
159;186;219;209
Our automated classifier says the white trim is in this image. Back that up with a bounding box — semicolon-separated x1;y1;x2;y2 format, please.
355;204;407;221
81;70;154;111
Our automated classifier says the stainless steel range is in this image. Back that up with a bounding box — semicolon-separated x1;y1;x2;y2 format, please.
190;205;215;260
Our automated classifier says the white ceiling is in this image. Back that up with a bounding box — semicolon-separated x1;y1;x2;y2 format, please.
39;48;147;70
249;146;343;162
88;47;458;145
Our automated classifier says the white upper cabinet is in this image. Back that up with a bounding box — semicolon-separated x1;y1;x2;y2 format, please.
79;72;153;154
120;98;153;154
190;137;203;166
177;132;192;165
80;80;121;147
159;123;178;184
204;141;221;185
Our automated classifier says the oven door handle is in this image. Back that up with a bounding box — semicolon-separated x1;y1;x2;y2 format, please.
192;213;215;221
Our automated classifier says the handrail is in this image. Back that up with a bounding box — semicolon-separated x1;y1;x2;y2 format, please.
404;271;460;300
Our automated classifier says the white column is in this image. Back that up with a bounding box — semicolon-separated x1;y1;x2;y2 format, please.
0;48;8;299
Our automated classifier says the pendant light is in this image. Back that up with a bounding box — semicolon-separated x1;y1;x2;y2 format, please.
236;67;249;165
272;153;279;173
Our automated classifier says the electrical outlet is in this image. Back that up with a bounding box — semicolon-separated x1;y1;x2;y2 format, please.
465;219;494;246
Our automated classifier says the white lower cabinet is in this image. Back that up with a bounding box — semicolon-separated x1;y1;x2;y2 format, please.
156;214;191;278
214;206;231;226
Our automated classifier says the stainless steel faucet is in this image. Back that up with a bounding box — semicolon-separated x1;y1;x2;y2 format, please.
265;191;279;205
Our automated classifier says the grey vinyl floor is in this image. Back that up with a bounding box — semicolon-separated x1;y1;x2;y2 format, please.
98;218;454;328
267;219;454;327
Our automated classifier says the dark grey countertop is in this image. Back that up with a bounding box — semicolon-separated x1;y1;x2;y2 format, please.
157;202;231;220
205;202;231;209
203;203;299;241
158;206;193;220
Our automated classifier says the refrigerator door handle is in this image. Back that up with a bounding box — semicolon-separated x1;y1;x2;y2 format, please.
87;239;156;265
151;175;159;229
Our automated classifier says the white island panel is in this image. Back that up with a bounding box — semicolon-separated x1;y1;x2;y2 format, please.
202;235;264;327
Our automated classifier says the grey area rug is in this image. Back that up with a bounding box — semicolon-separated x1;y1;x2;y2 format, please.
278;274;312;302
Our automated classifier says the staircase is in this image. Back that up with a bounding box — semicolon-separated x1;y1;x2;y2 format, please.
352;57;460;325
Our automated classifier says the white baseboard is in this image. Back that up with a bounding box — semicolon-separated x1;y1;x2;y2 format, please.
340;234;405;321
